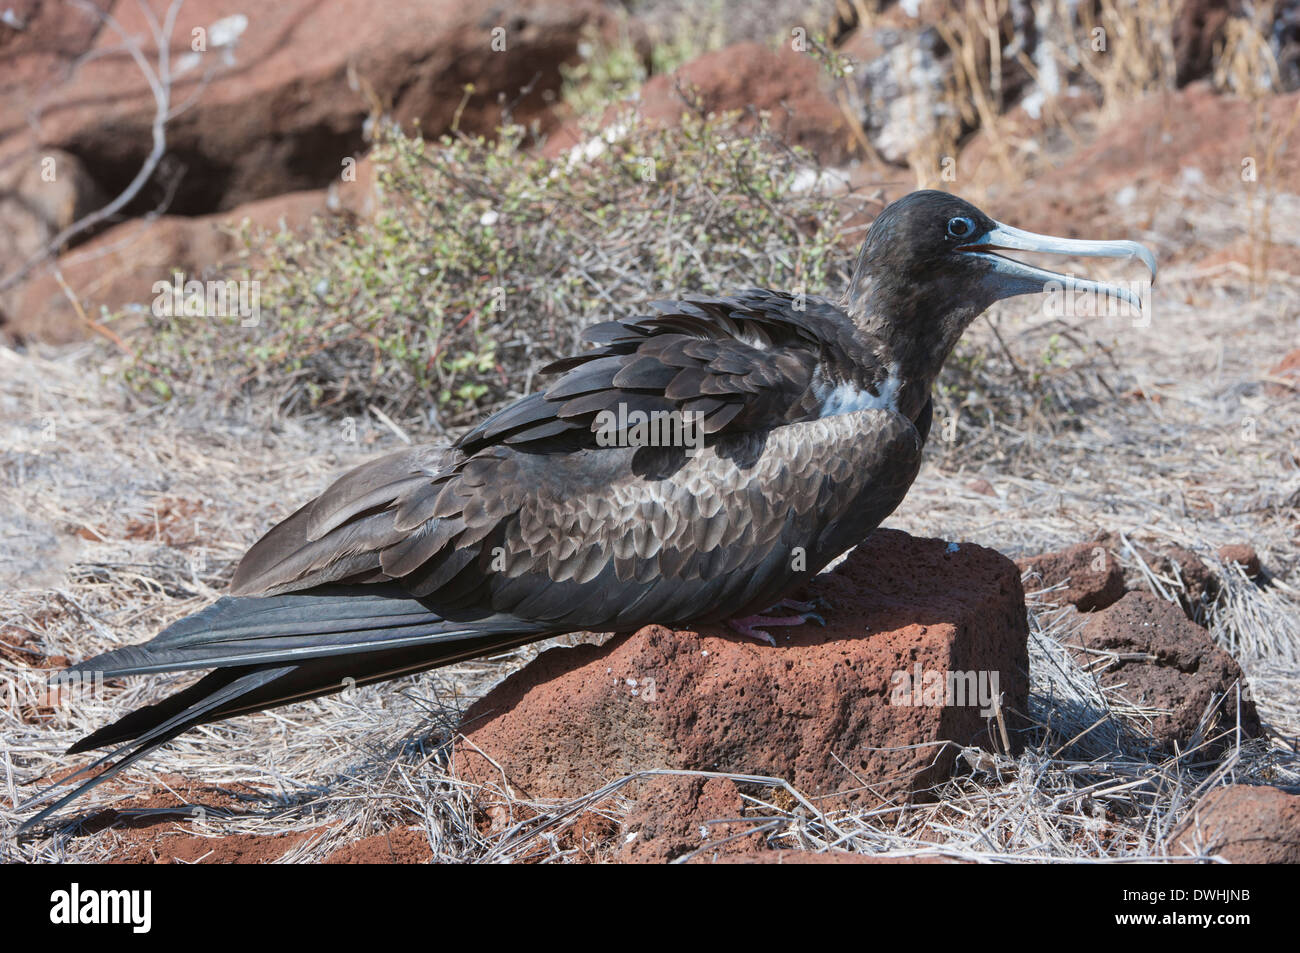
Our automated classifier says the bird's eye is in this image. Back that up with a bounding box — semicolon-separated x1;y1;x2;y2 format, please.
947;216;975;239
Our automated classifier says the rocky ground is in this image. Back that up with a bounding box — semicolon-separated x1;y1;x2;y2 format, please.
1;1;1299;862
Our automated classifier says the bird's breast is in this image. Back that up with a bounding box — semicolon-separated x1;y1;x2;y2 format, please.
467;407;922;629
500;408;917;580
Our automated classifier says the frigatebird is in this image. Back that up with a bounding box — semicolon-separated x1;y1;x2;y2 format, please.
20;190;1155;831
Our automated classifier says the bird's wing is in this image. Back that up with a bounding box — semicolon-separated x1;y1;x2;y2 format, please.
229;404;924;626
232;291;882;600
227;443;463;596
456;290;874;453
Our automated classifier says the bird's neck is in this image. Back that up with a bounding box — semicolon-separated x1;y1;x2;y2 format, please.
846;274;987;425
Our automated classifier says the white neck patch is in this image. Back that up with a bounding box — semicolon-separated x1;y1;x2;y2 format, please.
815;366;901;417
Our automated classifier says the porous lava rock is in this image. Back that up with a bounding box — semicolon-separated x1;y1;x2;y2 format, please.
1072;591;1260;752
454;529;1029;811
1017;541;1126;611
1171;785;1300;863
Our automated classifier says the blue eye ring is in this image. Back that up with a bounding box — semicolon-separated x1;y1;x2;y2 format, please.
947;216;975;239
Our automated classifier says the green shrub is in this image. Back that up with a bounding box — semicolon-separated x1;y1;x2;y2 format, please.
125;112;868;428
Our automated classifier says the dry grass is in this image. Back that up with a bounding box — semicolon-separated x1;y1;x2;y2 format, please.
831;0;1289;199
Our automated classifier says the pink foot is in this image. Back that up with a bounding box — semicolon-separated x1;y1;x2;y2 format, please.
726;611;823;646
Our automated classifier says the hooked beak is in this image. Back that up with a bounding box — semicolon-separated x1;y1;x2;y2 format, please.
959;221;1157;314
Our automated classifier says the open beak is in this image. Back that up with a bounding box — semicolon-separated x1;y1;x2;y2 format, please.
959;221;1157;314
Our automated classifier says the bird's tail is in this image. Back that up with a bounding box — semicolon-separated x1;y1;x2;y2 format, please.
17;586;547;834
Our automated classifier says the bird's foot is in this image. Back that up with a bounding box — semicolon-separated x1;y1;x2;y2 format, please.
764;596;831;617
726;609;824;646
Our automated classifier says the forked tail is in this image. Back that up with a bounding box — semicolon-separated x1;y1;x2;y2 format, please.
18;585;548;833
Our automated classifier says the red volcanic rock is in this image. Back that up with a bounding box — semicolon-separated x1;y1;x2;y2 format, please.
323;827;434;864
1267;349;1300;396
6;190;335;343
1;0;599;213
0;1;110;107
701;849;957;864
637;42;852;165
1096;533;1221;620
544;41;855;166
4;157;377;343
1157;546;1220;608
993;84;1300;243
1171;785;1300;863
2;0;592;342
616;775;752;863
0;149;105;287
1017;541;1126;612
1073;592;1260;752
454;529;1029;811
72;776;311;863
110;829;313;864
1217;544;1261;578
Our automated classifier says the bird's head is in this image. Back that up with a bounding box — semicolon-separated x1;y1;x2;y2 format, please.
846;190;1157;412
